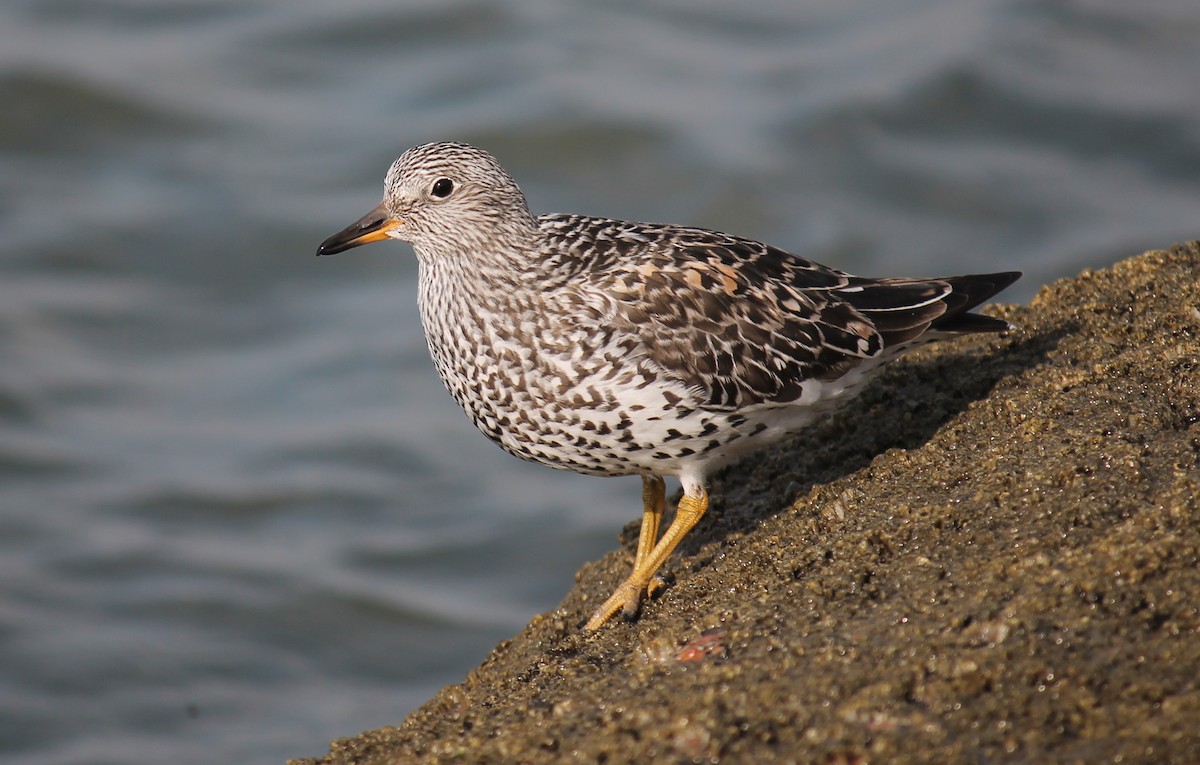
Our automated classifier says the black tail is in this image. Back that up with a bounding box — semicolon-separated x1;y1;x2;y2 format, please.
840;271;1021;347
932;271;1023;333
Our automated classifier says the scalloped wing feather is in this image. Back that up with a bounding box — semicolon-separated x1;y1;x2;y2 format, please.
543;215;1015;412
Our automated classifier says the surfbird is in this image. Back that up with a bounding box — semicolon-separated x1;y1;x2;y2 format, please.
317;141;1020;630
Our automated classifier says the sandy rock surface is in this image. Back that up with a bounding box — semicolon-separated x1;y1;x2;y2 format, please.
296;243;1200;764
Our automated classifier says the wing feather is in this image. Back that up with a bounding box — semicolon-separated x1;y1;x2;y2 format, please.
543;215;1017;411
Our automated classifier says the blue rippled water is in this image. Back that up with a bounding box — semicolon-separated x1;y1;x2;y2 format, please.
2;1;1198;763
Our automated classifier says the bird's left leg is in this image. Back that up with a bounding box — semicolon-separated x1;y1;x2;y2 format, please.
584;484;709;631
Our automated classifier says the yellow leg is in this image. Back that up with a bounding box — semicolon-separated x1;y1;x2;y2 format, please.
632;476;666;573
585;485;709;631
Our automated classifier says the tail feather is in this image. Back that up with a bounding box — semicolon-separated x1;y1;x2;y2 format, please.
842;271;1021;347
931;271;1022;333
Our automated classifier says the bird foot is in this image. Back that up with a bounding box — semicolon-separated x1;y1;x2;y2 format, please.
584;573;666;630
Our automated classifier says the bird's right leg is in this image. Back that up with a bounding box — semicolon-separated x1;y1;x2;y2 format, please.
632;475;666;575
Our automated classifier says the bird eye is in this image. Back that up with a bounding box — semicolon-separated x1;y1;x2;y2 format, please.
431;178;454;198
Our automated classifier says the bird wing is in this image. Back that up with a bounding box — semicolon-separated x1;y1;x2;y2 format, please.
542;217;980;411
607;232;891;410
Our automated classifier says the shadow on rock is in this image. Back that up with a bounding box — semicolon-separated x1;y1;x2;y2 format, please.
660;322;1073;558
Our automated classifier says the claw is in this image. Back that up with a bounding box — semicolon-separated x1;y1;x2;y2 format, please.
647;573;668;598
620;591;643;621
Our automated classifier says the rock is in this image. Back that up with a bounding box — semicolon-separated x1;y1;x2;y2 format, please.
296;243;1200;764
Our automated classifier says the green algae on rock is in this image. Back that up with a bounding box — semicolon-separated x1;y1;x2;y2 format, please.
295;243;1200;765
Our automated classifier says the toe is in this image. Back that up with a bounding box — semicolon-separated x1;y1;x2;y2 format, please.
586;577;646;630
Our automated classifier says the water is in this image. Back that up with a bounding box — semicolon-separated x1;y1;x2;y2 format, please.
2;1;1198;763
